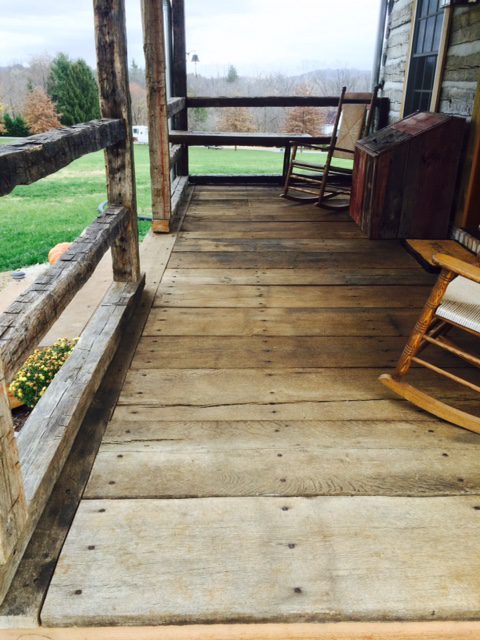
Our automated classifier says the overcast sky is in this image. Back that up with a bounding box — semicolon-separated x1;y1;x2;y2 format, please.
0;0;381;76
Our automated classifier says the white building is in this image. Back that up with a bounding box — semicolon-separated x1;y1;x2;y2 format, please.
132;125;149;144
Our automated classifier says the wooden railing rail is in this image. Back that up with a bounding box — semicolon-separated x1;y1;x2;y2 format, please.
186;95;390;110
167;97;186;119
0;119;125;197
0;206;129;382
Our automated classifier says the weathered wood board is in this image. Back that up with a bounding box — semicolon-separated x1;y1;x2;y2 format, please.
154;284;431;308
180;221;363;238
41;496;480;626
143;307;420;337
168;251;421;270
161;268;434;286
131;336;459;369
85;420;480;498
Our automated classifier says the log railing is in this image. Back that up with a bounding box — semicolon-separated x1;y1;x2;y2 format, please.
0;0;144;605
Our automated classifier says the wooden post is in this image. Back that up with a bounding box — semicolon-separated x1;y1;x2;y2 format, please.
142;0;172;234
93;0;141;282
172;0;189;176
0;357;27;566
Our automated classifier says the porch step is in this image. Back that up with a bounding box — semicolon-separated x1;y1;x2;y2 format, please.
41;496;480;626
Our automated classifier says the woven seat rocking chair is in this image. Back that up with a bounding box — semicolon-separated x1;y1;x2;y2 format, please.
380;253;480;434
281;85;378;209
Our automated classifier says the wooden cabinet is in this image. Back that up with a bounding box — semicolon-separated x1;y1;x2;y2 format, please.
350;112;466;239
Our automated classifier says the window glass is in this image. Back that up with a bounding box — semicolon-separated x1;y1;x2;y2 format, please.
404;0;444;116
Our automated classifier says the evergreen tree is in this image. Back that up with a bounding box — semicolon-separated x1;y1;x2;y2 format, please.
48;53;100;126
23;87;61;133
3;114;30;136
226;65;239;83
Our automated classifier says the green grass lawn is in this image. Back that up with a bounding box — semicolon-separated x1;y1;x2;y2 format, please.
0;140;345;271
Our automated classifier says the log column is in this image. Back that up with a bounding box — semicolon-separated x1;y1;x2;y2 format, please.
0;357;27;567
142;0;172;233
93;0;141;280
172;0;189;177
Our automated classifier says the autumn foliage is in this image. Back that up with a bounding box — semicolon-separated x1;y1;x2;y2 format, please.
23;87;61;134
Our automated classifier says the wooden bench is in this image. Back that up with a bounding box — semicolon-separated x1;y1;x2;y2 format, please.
169;130;332;180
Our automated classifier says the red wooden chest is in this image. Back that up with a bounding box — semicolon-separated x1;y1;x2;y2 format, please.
350;112;465;239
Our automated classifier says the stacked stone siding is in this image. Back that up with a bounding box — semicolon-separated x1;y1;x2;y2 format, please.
380;2;480;121
439;6;480;117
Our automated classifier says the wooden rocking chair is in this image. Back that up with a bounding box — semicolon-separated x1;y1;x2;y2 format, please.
281;86;378;209
380;253;480;434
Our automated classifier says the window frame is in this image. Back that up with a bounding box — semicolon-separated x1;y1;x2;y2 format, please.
401;0;453;117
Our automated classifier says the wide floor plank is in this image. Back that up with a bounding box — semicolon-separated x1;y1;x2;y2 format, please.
154;284;431;308
162;268;434;286
41;497;480;626
85;420;480;498
143;308;419;337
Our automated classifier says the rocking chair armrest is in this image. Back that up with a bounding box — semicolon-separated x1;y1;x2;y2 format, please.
432;253;480;284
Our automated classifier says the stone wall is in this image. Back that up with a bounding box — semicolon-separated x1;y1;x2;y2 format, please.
380;0;415;122
439;5;480;117
380;1;480;121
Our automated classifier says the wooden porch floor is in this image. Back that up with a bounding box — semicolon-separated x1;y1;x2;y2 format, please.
40;186;480;626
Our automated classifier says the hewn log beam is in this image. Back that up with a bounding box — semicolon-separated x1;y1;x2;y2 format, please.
94;0;141;282
172;0;188;175
170;144;182;167
0;119;125;196
171;176;189;217
142;0;172;233
0;206;129;382
0;358;27;566
168;97;186;119
187;96;390;108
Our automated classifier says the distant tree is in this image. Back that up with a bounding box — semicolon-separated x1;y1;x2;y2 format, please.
48;54;100;125
23;87;62;134
282;83;325;136
130;82;148;125
218;107;256;133
0;101;5;135
226;65;239;83
3;113;30;137
129;59;145;86
190;106;208;130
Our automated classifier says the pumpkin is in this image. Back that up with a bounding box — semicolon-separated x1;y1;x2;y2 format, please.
8;389;23;410
48;242;72;265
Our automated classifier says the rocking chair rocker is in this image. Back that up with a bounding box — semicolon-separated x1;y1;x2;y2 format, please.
281;86;378;209
380;253;480;434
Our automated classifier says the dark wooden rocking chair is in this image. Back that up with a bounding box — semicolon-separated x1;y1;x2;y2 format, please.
281;86;378;209
380;253;480;434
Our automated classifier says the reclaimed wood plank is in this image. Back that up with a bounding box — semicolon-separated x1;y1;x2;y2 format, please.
161;268;434;286
143;308;419;337
41;496;480;625
118;367;480;409
0;120;125;196
168;251;420;270
153;284;431;308
173;238;417;255
5;622;480;640
179;221;363;239
131;335;459;369
85;420;480;499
